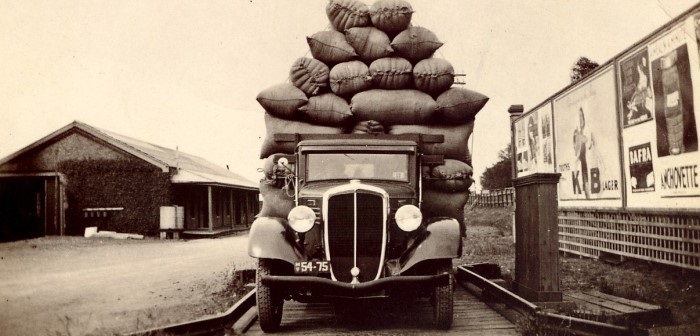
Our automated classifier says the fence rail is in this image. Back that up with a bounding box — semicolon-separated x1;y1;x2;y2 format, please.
468;187;515;207
558;208;700;271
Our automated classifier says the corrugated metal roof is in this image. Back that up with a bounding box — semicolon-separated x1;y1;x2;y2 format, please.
0;121;259;190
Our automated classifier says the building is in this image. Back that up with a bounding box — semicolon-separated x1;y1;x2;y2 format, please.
0;121;259;241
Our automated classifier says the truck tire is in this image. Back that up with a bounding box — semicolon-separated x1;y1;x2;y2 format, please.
433;260;454;329
257;259;283;332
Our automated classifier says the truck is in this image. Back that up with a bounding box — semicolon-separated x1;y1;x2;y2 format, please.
248;133;463;332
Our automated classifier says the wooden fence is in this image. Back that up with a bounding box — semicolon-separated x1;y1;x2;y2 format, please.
558;208;700;271
468;188;515;207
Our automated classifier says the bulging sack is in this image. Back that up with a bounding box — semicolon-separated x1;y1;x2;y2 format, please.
345;27;394;63
391;26;443;63
413;58;454;95
307;30;358;64
326;0;370;31
329;60;372;96
258;180;295;219
299;93;353;126
424;159;474;192
389;122;474;163
351;120;385;134
351;89;437;125
369;0;413;35
435;87;489;123
256;83;308;120
421;188;468;231
262;153;296;188
260;113;344;158
290;57;330;96
369;57;413;90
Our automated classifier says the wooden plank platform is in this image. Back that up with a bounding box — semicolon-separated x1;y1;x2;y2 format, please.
244;287;519;335
564;290;670;325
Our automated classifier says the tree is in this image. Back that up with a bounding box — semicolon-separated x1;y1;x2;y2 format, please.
570;57;600;82
480;143;513;190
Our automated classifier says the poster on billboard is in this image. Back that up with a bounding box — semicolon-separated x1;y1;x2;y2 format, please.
515;110;537;177
621;18;700;207
554;67;622;201
619;48;654;127
539;103;555;173
648;23;699;198
515;103;555;178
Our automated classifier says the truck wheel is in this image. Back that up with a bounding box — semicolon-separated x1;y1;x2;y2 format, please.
257;258;283;332
433;260;454;329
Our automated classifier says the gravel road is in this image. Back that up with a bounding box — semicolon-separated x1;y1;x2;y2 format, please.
0;234;256;336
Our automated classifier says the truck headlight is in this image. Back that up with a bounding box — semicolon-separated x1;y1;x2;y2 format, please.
288;206;316;233
395;205;422;232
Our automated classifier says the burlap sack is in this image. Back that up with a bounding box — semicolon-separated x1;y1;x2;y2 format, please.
351;120;385;134
329;60;372;96
326;0;370;31
421;188;468;233
389;122;474;163
307;30;358;64
424;159;474;192
256;83;308;120
260;113;344;158
290;57;330;96
345;27;394;63
369;57;413;90
391;26;443;63
299;93;353;126
350;89;437;125
262;153;296;188
413;58;454;95
258;180;295;219
435;88;489;123
369;0;413;35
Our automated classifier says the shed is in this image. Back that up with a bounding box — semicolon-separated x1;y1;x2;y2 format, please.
0;121;259;241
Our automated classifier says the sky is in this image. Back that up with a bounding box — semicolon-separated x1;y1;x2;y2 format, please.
1;0;698;187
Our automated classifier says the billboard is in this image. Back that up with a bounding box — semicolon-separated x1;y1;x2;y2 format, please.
554;67;622;203
620;17;700;208
513;6;700;209
515;103;554;177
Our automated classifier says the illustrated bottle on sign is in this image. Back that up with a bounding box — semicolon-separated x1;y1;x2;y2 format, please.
660;49;684;155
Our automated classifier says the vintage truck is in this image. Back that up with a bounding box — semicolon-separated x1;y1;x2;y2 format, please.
248;133;463;332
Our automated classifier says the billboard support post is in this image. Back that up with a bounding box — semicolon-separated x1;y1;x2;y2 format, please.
512;172;564;303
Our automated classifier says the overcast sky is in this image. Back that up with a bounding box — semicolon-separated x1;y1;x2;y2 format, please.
1;0;697;186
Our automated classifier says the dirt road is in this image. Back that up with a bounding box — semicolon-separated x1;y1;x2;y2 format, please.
0;235;256;336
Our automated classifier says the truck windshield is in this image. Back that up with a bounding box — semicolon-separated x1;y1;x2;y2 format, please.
307;153;409;182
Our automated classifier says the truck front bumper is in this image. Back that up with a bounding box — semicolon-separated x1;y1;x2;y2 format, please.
260;273;449;298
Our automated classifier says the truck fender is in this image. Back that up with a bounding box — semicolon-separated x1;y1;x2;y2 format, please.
399;217;462;273
248;216;304;264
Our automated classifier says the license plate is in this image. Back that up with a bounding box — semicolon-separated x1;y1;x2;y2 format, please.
294;261;329;274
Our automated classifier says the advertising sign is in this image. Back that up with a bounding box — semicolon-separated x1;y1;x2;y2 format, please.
554;68;622;202
515;103;555;177
514;110;537;176
621;19;700;207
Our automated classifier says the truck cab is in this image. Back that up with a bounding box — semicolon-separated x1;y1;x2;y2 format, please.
248;134;462;332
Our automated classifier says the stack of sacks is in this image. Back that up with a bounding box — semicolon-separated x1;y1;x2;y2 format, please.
255;0;488;225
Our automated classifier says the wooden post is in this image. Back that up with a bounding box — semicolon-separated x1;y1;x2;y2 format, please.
207;186;213;231
512;173;563;303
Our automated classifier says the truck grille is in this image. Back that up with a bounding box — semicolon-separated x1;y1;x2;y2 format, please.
325;191;386;283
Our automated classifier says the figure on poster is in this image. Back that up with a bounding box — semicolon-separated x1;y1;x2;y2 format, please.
660;49;685;155
573;107;594;198
625;56;653;124
652;45;697;157
528;115;538;168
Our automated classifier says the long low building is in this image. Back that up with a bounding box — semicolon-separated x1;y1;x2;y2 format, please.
0;121;259;241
